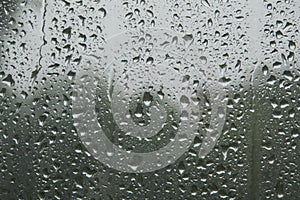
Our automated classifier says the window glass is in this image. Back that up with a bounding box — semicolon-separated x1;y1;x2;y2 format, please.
0;0;299;199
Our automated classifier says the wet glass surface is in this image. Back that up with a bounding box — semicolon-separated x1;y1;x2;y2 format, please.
0;0;299;199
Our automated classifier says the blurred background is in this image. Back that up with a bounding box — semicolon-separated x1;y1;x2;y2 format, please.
0;0;299;199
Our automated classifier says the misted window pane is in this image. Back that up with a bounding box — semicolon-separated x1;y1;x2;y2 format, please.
0;0;299;199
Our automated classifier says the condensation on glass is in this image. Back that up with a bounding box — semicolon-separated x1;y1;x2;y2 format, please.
0;0;299;199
